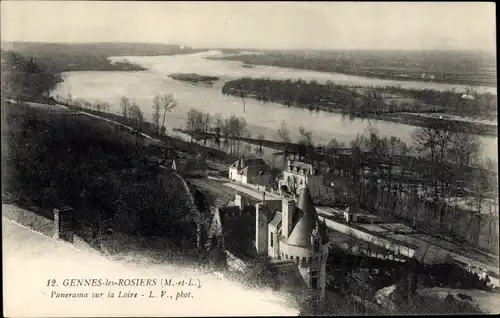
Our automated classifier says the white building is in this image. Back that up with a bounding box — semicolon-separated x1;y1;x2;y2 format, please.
229;157;271;186
279;160;325;198
256;186;330;304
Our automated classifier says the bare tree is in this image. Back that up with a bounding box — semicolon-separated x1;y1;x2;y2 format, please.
202;112;212;145
153;93;177;136
100;102;111;113
186;109;203;143
120;96;130;118
277;120;291;143
152;97;161;135
213;113;224;148
128;101;144;130
298;126;313;146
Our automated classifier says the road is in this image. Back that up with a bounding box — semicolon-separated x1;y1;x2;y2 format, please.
219;178;499;286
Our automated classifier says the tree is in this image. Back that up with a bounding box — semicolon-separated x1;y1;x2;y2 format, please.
186;109;203;143
120;96;130;118
100;102;111;113
201;112;212;145
213;113;224;148
298;126;313;146
276;120;291;143
128;101;144;130
152;97;161;135
153;93;177;136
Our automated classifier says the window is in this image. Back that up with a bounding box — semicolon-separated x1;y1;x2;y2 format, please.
310;270;319;289
302;257;306;263
295;256;299;263
309;257;312;263
314;240;320;253
311;277;318;289
270;233;273;247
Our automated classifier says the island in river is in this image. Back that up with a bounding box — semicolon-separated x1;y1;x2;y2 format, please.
168;73;220;86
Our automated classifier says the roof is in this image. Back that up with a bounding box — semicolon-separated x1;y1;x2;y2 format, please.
173;158;209;172
269;211;282;229
287;161;318;176
231;157;267;170
240;165;268;177
326;175;355;191
344;205;359;215
286;187;327;247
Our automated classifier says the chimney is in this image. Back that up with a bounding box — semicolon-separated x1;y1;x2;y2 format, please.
262;191;266;203
282;199;295;238
234;194;243;210
53;206;75;243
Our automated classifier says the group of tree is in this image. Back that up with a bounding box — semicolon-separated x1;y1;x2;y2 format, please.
184;109;249;155
275;118;497;241
222;77;497;120
1;50;62;101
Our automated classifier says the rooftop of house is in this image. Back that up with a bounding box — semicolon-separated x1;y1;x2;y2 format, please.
207;204;257;260
172;157;209;171
231;157;267;170
286;160;320;176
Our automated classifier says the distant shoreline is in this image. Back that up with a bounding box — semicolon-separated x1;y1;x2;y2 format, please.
207;53;497;88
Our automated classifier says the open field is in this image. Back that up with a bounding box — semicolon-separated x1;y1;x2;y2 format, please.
208;49;496;87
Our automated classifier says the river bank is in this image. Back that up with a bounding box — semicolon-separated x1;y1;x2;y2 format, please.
207;51;497;88
222;78;497;136
51;50;498;160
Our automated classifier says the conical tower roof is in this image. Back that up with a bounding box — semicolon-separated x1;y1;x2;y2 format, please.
286;186;322;247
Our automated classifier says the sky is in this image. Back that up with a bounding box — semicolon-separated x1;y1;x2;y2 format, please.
1;1;496;52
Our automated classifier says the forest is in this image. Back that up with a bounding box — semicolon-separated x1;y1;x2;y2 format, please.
1;50;63;101
1;42;206;72
222;77;497;121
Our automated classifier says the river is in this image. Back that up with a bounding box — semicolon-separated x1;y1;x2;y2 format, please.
51;50;497;160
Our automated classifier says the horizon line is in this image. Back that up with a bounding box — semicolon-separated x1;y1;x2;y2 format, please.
0;40;495;54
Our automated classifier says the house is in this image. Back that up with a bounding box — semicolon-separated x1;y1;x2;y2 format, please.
279;160;325;198
229;157;271;186
172;157;209;178
206;186;331;305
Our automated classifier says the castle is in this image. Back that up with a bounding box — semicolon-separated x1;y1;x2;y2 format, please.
279;160;326;198
206;186;330;304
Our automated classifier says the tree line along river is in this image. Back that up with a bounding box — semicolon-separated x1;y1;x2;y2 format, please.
51;50;498;160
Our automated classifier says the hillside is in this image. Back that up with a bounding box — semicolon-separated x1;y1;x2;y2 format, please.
1;42;207;72
1;100;203;245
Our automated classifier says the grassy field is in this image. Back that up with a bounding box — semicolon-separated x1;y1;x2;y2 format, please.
208;49;496;87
